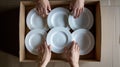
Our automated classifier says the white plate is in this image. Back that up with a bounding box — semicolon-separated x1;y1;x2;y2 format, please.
46;27;72;53
26;8;48;31
25;29;47;55
68;8;94;30
47;7;70;30
72;29;95;55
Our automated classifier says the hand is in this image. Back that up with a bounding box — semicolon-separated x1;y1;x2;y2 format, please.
38;41;51;67
64;41;80;67
35;0;51;18
70;0;84;18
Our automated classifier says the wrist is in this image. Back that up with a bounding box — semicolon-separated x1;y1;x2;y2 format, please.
70;62;79;67
38;62;48;67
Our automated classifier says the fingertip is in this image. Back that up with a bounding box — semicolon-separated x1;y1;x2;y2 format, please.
48;45;51;50
44;41;48;47
71;40;74;44
37;47;40;51
74;14;77;19
73;10;76;18
69;6;72;10
48;44;51;49
45;41;47;44
64;47;67;50
48;8;51;12
48;4;51;10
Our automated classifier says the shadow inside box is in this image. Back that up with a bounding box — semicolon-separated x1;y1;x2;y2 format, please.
0;7;19;57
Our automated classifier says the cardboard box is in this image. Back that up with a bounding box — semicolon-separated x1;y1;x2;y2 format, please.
19;0;101;62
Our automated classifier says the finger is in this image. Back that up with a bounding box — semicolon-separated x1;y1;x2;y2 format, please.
76;43;79;51
36;8;41;15
82;7;84;12
75;43;77;49
68;41;74;50
40;8;45;17
73;8;77;18
44;8;48;15
39;7;43;14
69;1;74;10
77;44;80;51
44;41;48;48
71;41;75;50
42;13;46;18
47;5;51;12
40;47;44;54
64;47;69;55
69;3;72;10
41;43;45;51
48;45;51;51
37;46;41;53
71;10;74;16
64;47;67;52
80;7;84;15
77;46;80;51
41;7;44;13
38;49;42;55
38;6;43;13
76;8;80;18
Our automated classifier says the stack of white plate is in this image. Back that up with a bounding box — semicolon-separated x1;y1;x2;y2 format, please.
25;7;95;55
25;8;48;55
68;8;95;55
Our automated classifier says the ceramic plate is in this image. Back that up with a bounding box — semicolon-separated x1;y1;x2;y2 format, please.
68;8;94;30
47;7;70;30
25;29;47;55
26;8;48;31
46;27;72;53
72;29;95;55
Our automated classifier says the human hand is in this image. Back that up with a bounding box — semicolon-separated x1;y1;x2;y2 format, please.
35;0;51;18
70;0;84;18
64;41;80;67
38;41;51;67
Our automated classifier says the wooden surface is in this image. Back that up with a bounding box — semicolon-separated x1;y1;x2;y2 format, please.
0;0;120;67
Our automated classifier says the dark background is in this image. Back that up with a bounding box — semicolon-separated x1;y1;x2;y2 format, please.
0;0;21;57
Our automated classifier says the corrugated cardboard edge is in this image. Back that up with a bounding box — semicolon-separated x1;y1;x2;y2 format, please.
19;0;101;62
19;1;25;62
95;1;101;61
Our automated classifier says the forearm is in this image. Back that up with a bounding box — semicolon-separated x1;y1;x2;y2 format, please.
70;63;79;67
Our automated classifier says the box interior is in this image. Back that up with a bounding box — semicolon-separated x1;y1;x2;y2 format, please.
19;1;101;62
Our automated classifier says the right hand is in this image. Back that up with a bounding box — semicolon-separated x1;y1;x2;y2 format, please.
64;41;80;67
38;41;51;67
35;0;51;18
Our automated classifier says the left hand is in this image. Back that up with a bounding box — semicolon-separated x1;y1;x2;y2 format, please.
35;0;51;18
70;0;84;18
